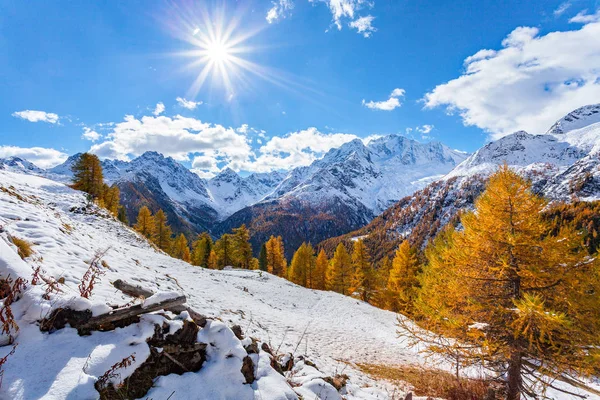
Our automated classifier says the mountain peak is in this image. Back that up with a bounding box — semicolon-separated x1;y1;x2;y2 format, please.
547;104;600;134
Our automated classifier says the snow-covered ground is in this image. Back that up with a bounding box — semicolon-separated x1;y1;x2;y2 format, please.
0;170;598;399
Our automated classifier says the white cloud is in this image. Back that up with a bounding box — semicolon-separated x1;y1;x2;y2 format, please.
349;15;376;37
175;97;202;110
81;127;101;142
554;2;571;16
239;127;358;172
266;0;294;23
310;0;376;36
423;21;600;138
89;115;252;169
362;88;405;111
153;102;165;116
569;9;600;23
0;146;68;168
416;124;434;134
12;110;59;124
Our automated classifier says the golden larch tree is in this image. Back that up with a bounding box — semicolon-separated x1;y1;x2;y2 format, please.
172;233;191;262
232;225;252;269
71;153;104;199
350;240;375;302
191;232;213;267
313;249;329;290
134;206;154;238
404;165;600;399
289;242;315;287
387;240;420;313
327;243;352;295
152;209;172;252
266;236;287;276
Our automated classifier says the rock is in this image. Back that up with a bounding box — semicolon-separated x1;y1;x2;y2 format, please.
39;308;92;332
244;341;259;355
278;353;294;372
261;342;273;355
231;324;244;340
241;356;255;384
324;374;349;391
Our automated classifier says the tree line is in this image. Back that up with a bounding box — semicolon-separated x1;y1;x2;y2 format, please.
71;153;600;398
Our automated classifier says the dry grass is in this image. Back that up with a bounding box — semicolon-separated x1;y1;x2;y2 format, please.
12;237;33;259
357;363;492;400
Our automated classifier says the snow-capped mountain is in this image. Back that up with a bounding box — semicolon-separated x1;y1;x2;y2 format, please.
217;136;468;256
323;104;600;260
265;135;468;216
0;156;45;175
39;135;467;248
547;104;600;135
207;168;286;216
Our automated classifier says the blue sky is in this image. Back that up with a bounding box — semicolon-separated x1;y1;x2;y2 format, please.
1;0;599;175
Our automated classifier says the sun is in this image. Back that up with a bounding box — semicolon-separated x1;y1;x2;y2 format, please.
161;3;266;99
162;3;314;102
205;40;231;64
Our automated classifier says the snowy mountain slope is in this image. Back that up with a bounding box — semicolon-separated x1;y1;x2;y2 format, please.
216;136;469;256
547;104;600;135
207;168;285;217
0;156;45;175
1;169;597;399
38;135;467;250
271;136;468;215
0;170;411;399
323;105;600;263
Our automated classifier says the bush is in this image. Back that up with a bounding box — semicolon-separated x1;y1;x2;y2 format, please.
12;237;33;259
357;364;492;400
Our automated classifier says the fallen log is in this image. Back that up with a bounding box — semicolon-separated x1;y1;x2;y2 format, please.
112;279;207;326
78;295;187;333
113;279;154;298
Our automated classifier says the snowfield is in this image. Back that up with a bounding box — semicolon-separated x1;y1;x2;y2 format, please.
0;170;598;399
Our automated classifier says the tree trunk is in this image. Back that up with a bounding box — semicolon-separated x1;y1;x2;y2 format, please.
507;349;522;400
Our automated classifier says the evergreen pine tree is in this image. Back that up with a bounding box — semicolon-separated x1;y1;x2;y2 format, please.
350;240;375;302
152;209;172;252
327;243;352;295
387;241;420;312
134;206;154;238
258;243;268;271
313;249;328;290
405;165;600;399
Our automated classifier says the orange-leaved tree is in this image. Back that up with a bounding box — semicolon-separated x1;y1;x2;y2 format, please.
402;165;600;399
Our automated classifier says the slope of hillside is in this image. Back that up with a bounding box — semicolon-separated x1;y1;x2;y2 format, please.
1;171;597;399
0;170;414;399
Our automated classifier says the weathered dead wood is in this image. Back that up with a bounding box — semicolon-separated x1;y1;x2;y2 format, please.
78;296;186;333
112;279;154;298
112;280;208;326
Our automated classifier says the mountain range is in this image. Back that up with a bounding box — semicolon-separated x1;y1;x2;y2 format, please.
2;104;599;258
321;104;600;260
1;135;467;256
